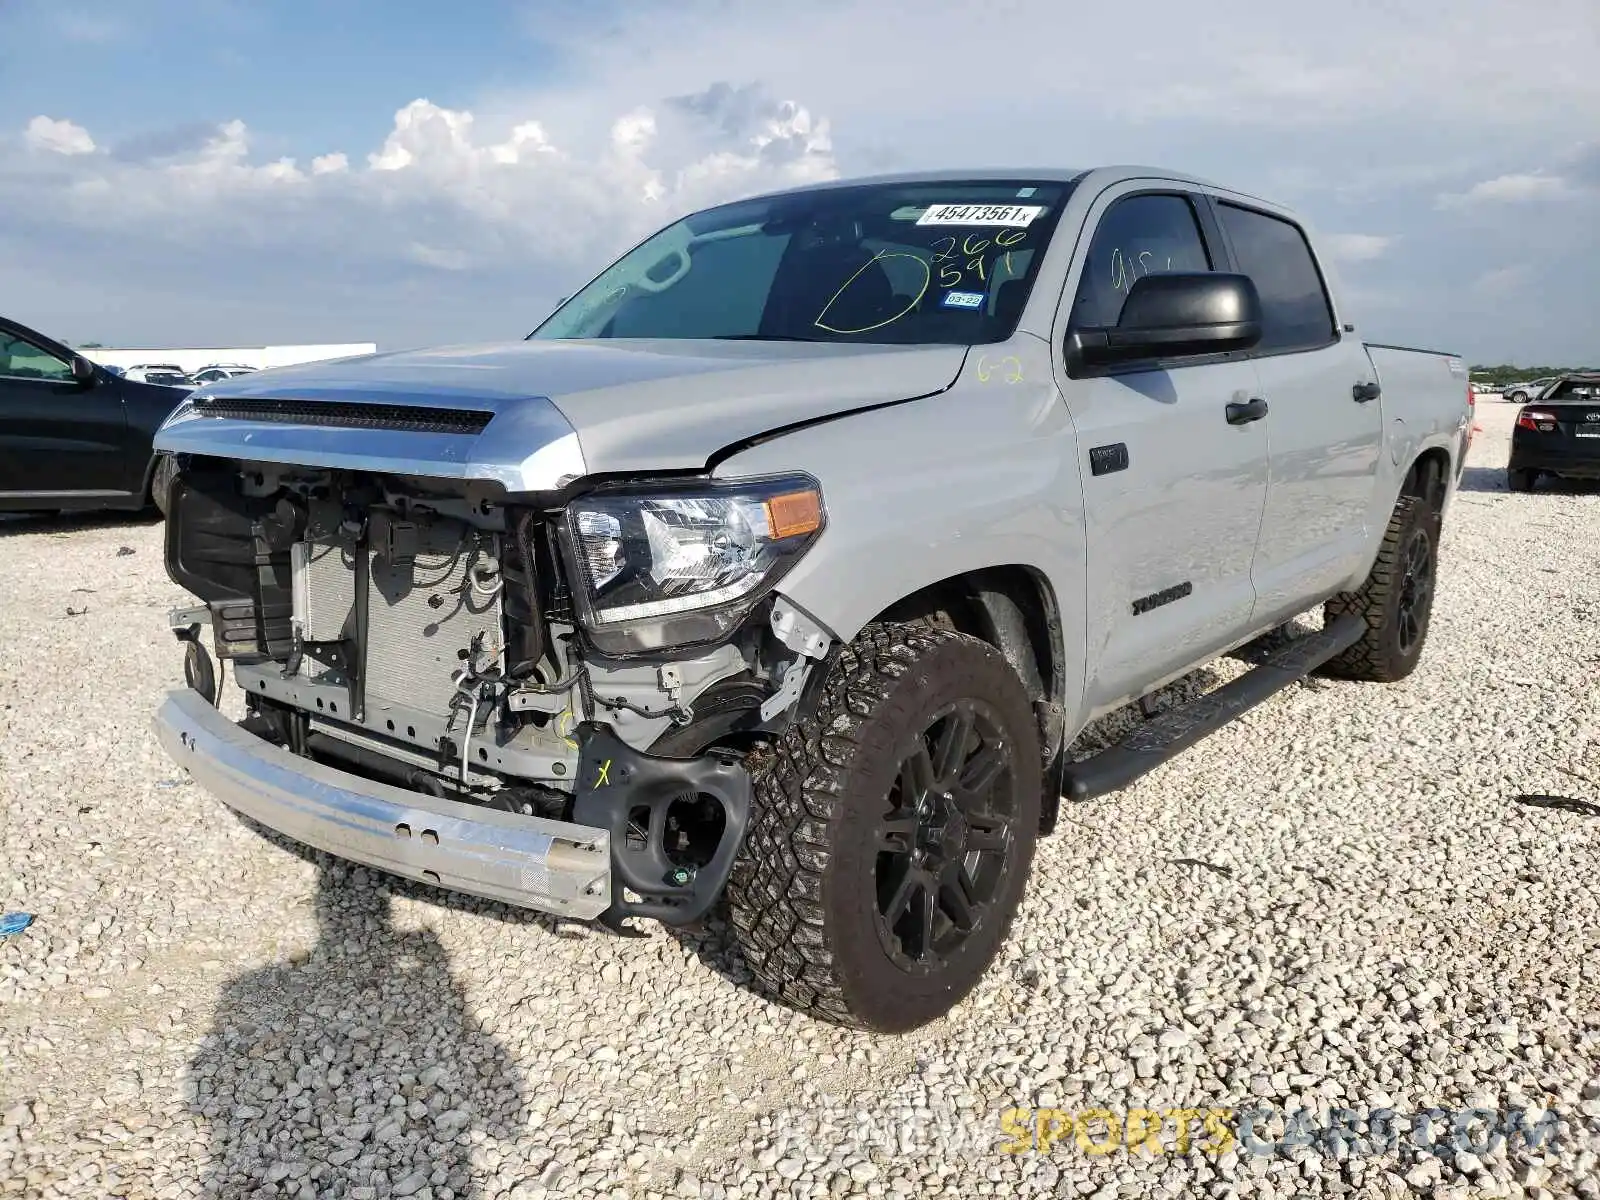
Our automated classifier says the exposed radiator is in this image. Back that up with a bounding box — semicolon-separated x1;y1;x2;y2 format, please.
292;539;356;643
291;518;505;719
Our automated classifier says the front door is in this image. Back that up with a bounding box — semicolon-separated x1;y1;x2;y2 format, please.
1056;187;1271;717
1208;198;1383;620
0;327;129;504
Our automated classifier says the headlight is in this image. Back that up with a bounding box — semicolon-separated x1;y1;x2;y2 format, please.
563;475;826;654
156;396;198;430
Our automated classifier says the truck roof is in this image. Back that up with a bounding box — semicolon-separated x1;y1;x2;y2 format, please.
734;164;1231;203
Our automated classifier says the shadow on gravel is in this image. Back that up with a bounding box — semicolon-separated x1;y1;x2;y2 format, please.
235;811;580;938
236;811;781;1040
1458;465;1600;495
186;860;530;1198
1169;857;1235;878
0;509;162;538
1514;793;1600;818
1458;466;1510;493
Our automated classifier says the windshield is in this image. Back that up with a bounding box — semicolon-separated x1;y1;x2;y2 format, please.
529;178;1077;346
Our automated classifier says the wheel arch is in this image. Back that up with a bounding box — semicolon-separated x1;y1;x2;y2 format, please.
866;565;1070;834
1400;446;1452;517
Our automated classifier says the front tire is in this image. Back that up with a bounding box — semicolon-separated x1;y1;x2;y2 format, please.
151;454;178;517
1320;495;1439;683
727;623;1040;1033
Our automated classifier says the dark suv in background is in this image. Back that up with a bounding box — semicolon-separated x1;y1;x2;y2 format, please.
0;315;192;516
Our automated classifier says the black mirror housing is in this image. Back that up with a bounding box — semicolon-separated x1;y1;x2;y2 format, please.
1068;272;1263;370
70;355;99;387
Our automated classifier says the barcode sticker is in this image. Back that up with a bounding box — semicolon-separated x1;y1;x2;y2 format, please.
917;203;1044;227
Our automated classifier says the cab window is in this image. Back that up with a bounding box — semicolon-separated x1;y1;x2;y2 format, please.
1069;193;1213;329
1214;202;1337;354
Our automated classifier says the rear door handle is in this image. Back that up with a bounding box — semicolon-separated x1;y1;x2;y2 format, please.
1226;397;1269;425
1353;381;1381;402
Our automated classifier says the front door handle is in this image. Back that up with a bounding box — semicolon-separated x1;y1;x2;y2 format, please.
1226;397;1269;425
1353;381;1381;402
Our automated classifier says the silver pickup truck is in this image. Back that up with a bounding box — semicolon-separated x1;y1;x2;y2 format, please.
152;166;1471;1032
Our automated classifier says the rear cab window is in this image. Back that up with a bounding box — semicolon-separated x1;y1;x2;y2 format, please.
1214;202;1338;354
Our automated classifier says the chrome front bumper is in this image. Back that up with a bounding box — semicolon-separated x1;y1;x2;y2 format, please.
154;688;611;919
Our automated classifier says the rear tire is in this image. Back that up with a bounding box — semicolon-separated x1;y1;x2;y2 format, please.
1320;495;1439;683
727;622;1040;1033
1507;467;1537;493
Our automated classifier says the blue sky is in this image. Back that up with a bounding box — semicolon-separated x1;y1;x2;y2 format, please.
1;1;569;158
2;0;1596;364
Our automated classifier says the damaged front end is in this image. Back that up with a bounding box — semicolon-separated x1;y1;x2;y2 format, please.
154;443;832;930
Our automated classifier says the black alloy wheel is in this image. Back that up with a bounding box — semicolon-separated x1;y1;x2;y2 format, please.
1395;527;1434;656
727;622;1042;1032
872;700;1016;974
1321;495;1440;682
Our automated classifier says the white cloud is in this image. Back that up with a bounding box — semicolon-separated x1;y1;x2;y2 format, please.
407;242;473;271
1472;265;1533;292
5;87;838;279
1323;234;1395;263
25;116;96;156
1438;172;1572;208
55;11;123;42
521;0;1600;141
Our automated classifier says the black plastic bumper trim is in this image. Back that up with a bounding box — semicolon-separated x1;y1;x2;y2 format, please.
572;724;751;926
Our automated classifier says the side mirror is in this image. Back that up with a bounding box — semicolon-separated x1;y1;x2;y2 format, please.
1067;272;1262;371
70;355;99;387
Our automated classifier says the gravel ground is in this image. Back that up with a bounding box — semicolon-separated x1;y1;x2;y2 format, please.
2;400;1598;1200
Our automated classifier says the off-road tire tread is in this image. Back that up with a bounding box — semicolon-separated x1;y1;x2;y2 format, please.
1320;495;1436;682
151;454;178;517
726;621;1032;1030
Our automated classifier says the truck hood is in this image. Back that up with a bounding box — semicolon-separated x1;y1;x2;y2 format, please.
154;338;968;489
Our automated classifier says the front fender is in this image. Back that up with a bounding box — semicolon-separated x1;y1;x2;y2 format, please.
714;357;1088;710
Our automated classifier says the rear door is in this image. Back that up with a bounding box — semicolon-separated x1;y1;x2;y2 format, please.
0;323;131;504
1205;197;1384;622
1054;185;1271;715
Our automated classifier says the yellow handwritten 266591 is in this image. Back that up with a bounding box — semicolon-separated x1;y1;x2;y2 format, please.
930;227;1030;290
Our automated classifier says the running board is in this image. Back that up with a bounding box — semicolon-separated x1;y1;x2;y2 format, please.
1061;614;1365;802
